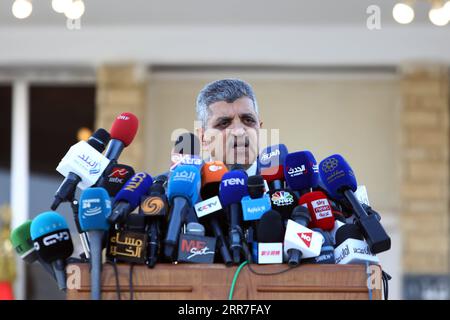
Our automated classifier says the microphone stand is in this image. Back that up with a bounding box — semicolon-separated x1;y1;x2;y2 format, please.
68;195;91;261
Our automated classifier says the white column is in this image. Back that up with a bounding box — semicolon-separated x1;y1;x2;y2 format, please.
10;80;29;300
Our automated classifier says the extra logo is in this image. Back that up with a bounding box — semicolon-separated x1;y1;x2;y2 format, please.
140;196;164;216
171;154;202;167
297;232;312;248
271;191;294;206
321;158;339;173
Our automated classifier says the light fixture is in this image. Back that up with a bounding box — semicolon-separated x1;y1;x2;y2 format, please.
77;127;92;142
64;0;85;20
12;0;32;19
393;2;415;24
429;2;448;26
51;0;71;13
443;1;450;20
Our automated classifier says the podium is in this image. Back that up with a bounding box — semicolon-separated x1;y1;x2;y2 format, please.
66;263;382;300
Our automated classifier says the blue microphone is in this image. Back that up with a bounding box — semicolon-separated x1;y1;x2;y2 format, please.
108;172;153;224
30;211;74;291
259;144;289;190
284;151;319;195
164;164;201;260
219;169;249;264
79;187;111;300
319;154;391;254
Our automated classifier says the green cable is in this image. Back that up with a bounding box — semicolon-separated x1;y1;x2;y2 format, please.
228;261;249;300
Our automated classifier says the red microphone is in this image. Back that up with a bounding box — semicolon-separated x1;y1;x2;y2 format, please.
299;191;335;231
105;112;139;161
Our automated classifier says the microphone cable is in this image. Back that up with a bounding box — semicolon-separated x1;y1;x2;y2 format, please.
105;260;121;300
129;263;135;300
228;237;302;300
382;270;391;300
228;261;248;300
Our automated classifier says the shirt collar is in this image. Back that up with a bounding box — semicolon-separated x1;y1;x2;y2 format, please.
246;161;258;176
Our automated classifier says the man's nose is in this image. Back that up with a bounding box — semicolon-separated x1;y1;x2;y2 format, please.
229;121;246;137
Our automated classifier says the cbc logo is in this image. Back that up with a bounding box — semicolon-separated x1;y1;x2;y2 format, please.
321;158;339;173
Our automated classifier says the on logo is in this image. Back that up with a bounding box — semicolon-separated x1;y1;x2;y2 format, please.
297;232;312;248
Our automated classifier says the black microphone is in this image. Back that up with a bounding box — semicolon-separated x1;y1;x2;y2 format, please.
287;205;311;266
94;164;135;197
51;128;110;210
177;222;216;264
139;183;169;268
106;213;148;264
255;210;285;264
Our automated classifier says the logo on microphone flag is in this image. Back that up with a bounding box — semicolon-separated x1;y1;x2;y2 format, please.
284;220;324;259
298;232;312;248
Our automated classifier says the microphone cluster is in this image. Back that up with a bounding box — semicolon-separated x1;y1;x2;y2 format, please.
10;113;391;300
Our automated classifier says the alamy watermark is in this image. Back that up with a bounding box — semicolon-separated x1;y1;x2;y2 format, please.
66;18;81;30
366;5;382;30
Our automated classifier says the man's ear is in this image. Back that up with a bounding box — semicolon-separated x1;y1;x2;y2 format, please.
195;126;209;158
259;120;263;128
196;127;205;146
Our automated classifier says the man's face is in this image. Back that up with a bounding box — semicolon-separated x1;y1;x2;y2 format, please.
200;97;262;168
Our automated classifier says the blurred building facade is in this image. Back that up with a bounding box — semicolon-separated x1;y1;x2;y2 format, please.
1;0;449;299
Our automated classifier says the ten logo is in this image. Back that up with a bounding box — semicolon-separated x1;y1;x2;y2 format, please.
222;178;245;187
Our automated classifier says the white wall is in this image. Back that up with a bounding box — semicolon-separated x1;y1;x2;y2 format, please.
0;26;449;67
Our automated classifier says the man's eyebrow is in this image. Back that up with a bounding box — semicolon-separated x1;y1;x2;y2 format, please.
239;113;257;119
213;113;257;124
213;116;233;123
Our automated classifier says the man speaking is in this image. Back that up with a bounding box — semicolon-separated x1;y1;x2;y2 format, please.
195;79;263;175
